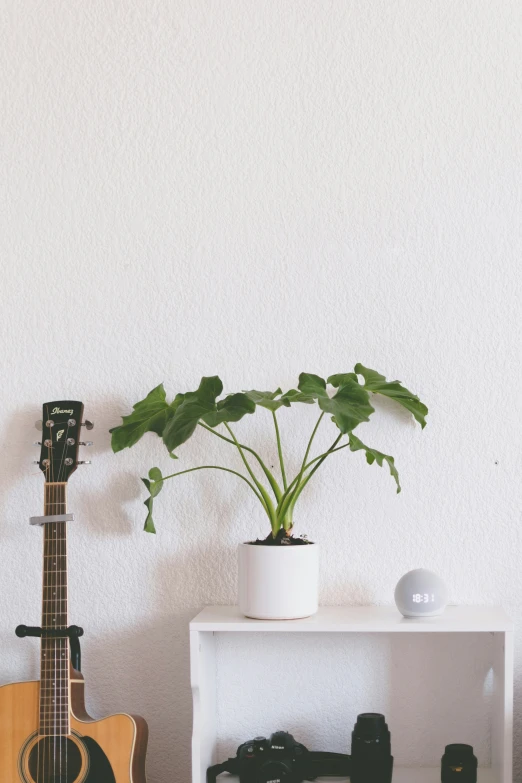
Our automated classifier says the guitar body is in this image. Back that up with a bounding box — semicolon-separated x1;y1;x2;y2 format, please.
0;674;147;782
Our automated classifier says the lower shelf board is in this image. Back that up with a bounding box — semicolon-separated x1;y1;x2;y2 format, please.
220;769;497;782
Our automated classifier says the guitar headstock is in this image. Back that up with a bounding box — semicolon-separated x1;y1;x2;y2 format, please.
37;401;86;482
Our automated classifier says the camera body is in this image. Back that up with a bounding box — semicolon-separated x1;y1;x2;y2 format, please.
236;731;308;783
207;731;351;783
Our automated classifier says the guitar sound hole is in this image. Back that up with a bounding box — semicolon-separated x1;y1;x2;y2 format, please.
28;737;83;783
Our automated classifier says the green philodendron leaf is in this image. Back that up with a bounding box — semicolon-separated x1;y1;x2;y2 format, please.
142;473;163;498
110;384;175;452
162;376;224;452
297;373;328;398
148;466;164;497
327;373;359;387
196;375;224;403
244;388;317;409
280;389;316;405
354;364;428;429
320;380;374;433
297;373;374;432
349;433;401;493
142;469;165;532
163;398;215;452
202;393;256;427
244;389;287;411
143;495;156;533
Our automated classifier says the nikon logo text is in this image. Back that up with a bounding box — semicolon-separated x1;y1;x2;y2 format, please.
51;407;73;415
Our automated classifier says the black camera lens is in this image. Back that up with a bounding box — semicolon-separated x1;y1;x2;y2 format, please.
351;713;393;783
441;744;477;782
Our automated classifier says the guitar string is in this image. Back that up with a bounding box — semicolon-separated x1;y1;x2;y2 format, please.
57;443;64;781
39;410;51;783
48;437;64;780
55;484;62;783
58;423;71;783
38;406;49;783
62;426;71;782
52;482;56;780
45;417;54;781
50;432;61;780
56;456;66;781
48;487;65;781
50;424;55;783
62;477;67;780
56;484;61;782
52;474;59;778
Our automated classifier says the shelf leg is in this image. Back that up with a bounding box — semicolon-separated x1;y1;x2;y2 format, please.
191;629;217;783
491;630;513;783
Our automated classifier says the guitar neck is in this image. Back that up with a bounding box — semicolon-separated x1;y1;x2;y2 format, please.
39;482;70;736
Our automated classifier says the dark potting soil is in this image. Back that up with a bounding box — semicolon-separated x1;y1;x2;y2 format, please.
247;530;313;546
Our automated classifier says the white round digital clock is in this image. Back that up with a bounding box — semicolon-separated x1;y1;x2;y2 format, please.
394;568;448;618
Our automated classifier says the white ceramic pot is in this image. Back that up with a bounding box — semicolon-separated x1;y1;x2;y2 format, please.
238;542;319;620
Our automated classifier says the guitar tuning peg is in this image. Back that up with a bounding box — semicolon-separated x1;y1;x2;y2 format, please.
78;460;91;465
79;441;93;447
32;460;39;465
34;442;42;446
82;420;94;430
35;420;43;431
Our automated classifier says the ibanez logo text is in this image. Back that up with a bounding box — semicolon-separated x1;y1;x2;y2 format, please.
51;407;73;415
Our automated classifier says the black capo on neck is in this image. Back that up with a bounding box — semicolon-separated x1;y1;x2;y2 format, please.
16;624;84;672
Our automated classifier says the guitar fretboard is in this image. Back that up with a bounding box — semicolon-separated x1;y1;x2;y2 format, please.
39;482;69;736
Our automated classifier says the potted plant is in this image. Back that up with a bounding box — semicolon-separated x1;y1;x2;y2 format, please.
110;365;427;619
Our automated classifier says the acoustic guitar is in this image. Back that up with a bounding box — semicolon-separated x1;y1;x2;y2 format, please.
0;401;148;782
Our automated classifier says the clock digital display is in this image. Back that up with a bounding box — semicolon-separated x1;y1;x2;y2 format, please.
412;593;436;604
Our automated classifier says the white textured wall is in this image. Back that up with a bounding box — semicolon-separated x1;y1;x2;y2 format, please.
1;1;522;780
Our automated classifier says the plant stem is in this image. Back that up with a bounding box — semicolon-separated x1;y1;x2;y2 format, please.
224;423;279;535
300;412;325;476
276;432;344;527
272;410;287;490
282;442;349;500
156;465;268;510
304;442;348;471
276;412;325;529
288;433;344;508
198;422;282;502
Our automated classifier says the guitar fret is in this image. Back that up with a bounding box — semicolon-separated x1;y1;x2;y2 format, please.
39;720;69;734
39;727;70;732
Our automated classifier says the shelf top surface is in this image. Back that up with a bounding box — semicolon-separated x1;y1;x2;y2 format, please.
190;605;513;632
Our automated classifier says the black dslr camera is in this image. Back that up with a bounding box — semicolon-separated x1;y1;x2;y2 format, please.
207;730;351;783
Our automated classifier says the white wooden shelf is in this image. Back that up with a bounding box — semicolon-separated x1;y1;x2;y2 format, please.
190;606;513;783
190;604;514;634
